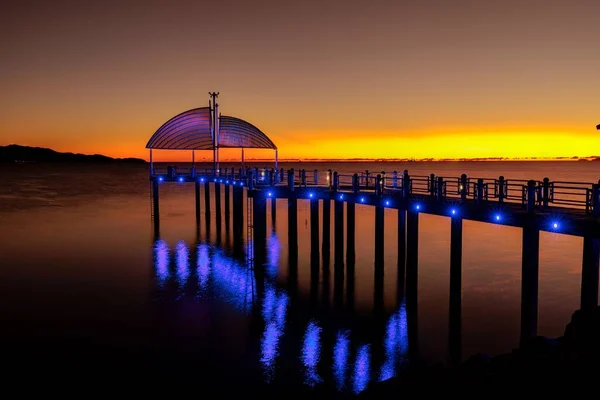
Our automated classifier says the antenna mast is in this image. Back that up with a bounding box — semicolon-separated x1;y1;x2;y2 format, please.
209;92;219;175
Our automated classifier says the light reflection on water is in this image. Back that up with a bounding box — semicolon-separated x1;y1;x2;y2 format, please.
301;320;322;386
260;284;289;381
153;236;411;394
154;239;169;288
353;344;371;394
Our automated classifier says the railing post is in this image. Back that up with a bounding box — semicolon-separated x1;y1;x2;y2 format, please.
542;178;550;208
592;183;600;217
429;173;436;196
476;178;484;205
527;180;536;213
248;170;255;190
327;169;333;189
498;176;505;203
365;170;370;188
437;177;444;201
352;173;359;193
280;168;284;183
301;169;306;186
393;171;398;189
333;171;339;191
288;169;295;192
381;171;386;190
375;174;382;196
460;174;467;201
402;170;410;198
314;169;318;185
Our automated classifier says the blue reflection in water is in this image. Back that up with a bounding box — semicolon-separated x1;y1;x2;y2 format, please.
211;249;255;313
301;320;323;387
154;239;169;287
176;240;190;289
353;344;371;394
266;231;281;278
260;284;289;382
379;300;409;382
333;330;350;390
196;244;210;295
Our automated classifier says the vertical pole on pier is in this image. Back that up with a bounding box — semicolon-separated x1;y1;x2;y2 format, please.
204;179;211;216
429;173;436;196
591;183;600;217
310;195;319;261
334;191;344;268
152;179;160;235
393;171;398;189
224;182;230;218
374;203;385;315
581;236;600;310
520;222;539;345
449;216;463;365
322;197;331;256
402;170;410;199
275;149;278;173
346;199;355;265
149;149;154;176
195;180;201;226
314;169;318;185
397;209;406;301
301;169;306;186
215;179;222;228
526;180;536;213
498;176;505;203
232;184;243;256
270;196;276;225
241;148;245;171
460;174;467;202
406;209;419;360
476;178;484;205
542;178;550;209
253;193;267;267
375;204;384;268
288;169;298;260
436;177;444;201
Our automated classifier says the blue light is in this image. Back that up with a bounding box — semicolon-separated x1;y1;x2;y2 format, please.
552;222;559;230
226;180;229;184
339;194;344;200
158;176;164;182
220;179;223;183
178;176;184;183
302;320;323;387
415;204;420;210
495;214;501;221
200;178;204;182
309;193;314;198
268;191;272;197
360;197;365;203
233;181;236;185
240;182;244;186
153;239;169;288
385;200;390;206
451;208;457;215
353;344;371;394
333;330;350;391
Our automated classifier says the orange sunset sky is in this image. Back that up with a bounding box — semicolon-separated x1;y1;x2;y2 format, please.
1;0;599;161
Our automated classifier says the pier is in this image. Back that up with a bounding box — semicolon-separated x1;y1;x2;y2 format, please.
146;96;600;350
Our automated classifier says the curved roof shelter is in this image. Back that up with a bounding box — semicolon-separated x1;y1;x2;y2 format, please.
146;108;276;150
146;107;213;150
219;115;276;149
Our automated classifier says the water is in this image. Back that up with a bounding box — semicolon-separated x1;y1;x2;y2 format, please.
0;161;597;393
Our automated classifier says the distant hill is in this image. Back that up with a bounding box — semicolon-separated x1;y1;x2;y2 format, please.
0;144;146;164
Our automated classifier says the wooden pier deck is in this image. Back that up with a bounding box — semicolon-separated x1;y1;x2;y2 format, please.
148;166;600;344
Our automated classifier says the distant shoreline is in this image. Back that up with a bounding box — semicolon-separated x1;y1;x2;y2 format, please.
0;144;146;164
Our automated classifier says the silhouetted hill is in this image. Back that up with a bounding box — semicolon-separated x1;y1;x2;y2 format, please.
0;144;146;164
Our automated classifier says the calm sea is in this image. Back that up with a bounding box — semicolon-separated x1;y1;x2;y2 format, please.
0;161;597;393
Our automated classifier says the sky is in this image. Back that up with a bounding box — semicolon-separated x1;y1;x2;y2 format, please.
1;0;599;161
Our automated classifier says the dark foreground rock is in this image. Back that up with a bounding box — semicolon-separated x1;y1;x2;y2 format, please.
359;307;600;396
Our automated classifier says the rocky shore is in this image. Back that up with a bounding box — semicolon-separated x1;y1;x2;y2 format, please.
358;306;600;396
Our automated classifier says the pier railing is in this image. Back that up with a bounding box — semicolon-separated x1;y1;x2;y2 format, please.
150;166;600;216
